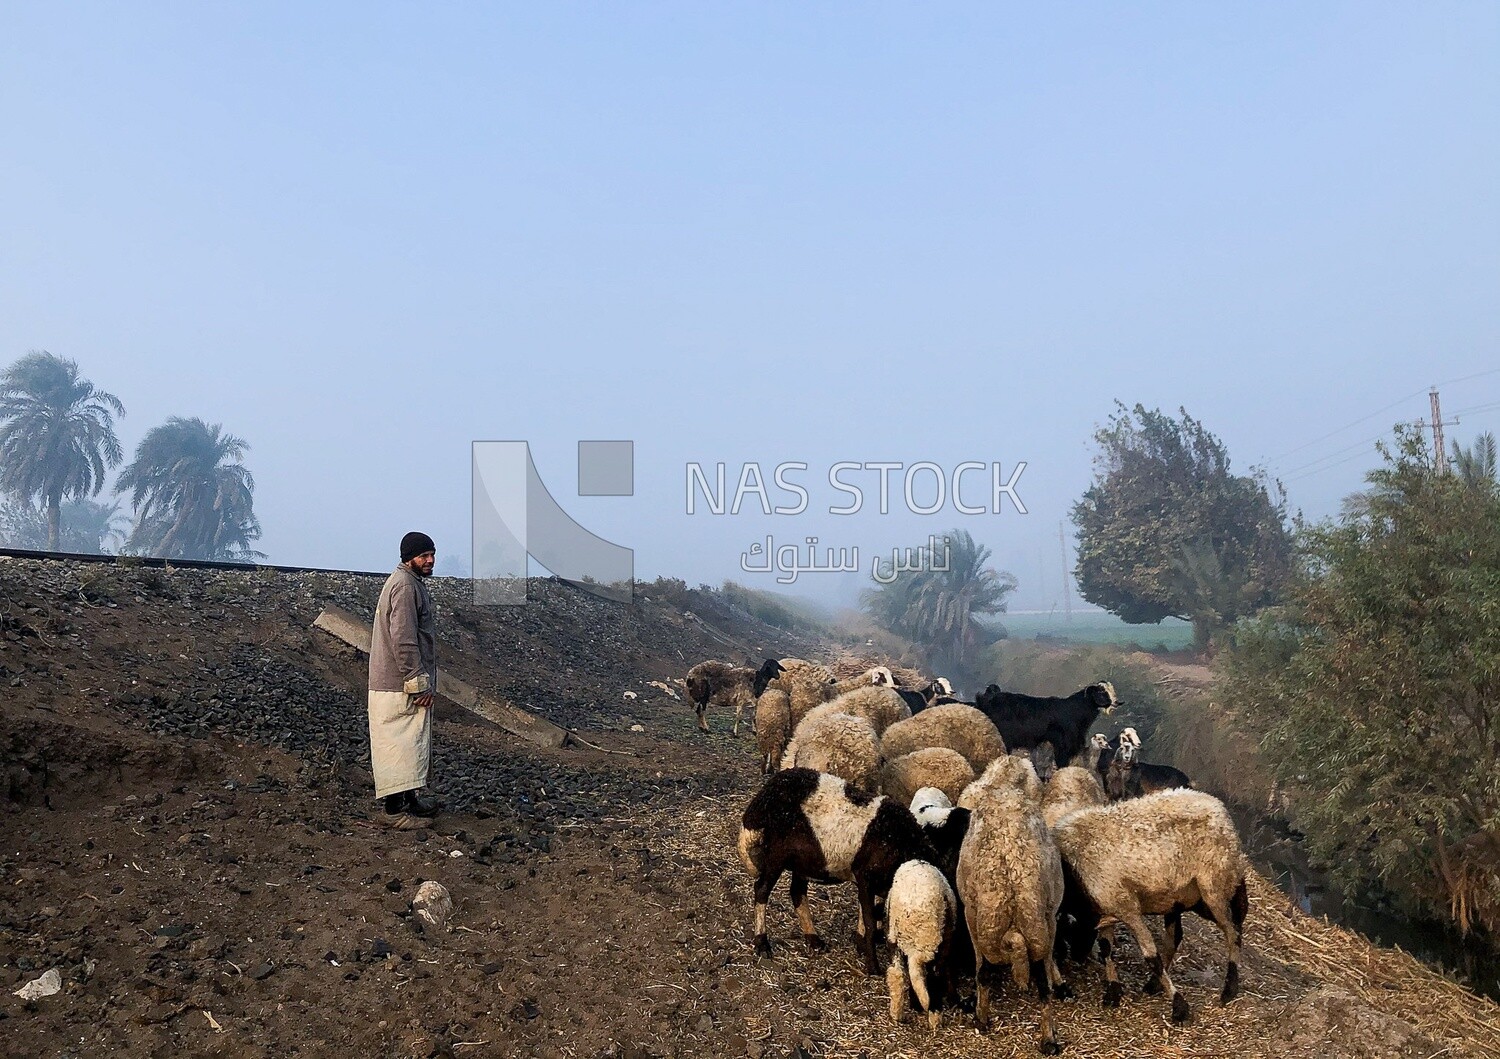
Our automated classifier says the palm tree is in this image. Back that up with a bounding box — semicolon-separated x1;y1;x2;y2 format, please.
862;528;1016;677
0;352;125;549
1451;432;1498;491
117;417;264;561
907;529;1016;670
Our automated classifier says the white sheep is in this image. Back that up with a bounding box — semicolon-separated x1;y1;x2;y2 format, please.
779;708;880;793
815;684;911;736
1047;785;1249;1023
881;704;1008;773
881;747;976;809
754;688;792;774
886;859;958;1030
956;756;1066;1054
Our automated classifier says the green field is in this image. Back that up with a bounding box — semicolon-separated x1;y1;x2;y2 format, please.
999;610;1195;650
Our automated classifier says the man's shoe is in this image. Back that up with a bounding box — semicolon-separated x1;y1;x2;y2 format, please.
380;811;425;831
406;793;442;818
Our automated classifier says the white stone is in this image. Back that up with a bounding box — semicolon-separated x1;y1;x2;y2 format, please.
13;968;61;1000
411;881;453;929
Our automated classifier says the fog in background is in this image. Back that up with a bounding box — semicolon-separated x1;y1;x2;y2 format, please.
3;3;1496;612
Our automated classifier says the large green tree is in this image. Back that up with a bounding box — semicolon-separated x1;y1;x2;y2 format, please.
1222;426;1500;935
0;352;125;549
1071;402;1291;649
116;416;264;561
861;528;1015;681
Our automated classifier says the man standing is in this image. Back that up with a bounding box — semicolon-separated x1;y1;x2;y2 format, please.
368;531;441;828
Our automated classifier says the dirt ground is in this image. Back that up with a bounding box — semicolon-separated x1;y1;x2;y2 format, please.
1;557;1497;1059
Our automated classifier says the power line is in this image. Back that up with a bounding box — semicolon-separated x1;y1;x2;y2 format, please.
1267;367;1500;465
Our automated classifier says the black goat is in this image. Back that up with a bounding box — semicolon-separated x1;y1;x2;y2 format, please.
972;682;1119;767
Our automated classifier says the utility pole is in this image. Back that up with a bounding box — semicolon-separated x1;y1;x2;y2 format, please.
1431;388;1449;474
1058;521;1073;624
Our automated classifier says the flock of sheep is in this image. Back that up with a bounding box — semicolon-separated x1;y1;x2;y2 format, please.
686;656;1249;1054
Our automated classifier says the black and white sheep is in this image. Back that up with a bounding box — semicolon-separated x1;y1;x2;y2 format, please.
955;756;1067;1054
885;859;959;1031
1104;727;1194;801
1046;785;1249;1024
973;681;1119;768
890;677;956;716
880;704;1008;774
686;658;784;734
738;767;939;975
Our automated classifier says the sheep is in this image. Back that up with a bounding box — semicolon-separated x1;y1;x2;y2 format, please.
1041;766;1110;964
754;688;792;774
771;660;839;726
1085;732;1116;786
1105;727;1193;801
881;747;976;809
686;658;785;735
1042;766;1107;830
955;756;1066;1054
880;704;1008;774
738;767;938;975
885;860;959;1030
779;709;881;793
906;788;977;1010
974;681;1119;767
814;684;911;736
1047;785;1249;1023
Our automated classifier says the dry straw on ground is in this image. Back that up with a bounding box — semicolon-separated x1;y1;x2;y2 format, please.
661;799;1500;1059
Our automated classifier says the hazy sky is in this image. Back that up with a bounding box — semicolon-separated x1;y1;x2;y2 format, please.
3;3;1496;611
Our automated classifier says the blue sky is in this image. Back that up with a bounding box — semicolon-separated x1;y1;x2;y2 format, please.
2;3;1496;610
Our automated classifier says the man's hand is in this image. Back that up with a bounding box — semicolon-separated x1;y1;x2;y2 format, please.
414;691;434;710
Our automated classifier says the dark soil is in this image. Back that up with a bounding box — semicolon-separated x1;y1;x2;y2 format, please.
0;557;1494;1059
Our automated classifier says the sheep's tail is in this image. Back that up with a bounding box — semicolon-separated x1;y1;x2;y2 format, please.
1004;930;1030;988
737;826;765;876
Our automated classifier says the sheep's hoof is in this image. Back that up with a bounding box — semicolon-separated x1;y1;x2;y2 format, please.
753;934;773;958
802;933;827;953
1220;964;1240;1005
926;1011;941;1032
862;957;882;977
1171;994;1191;1024
1053;981;1074;1002
1143;976;1165;996
1101;981;1124;1008
1039;1035;1063;1055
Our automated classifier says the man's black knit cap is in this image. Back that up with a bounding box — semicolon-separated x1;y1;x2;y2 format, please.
400;531;435;562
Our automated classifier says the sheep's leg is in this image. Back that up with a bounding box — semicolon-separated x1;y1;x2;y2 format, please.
732;699;741;737
1203;878;1247;1005
695;701;709;732
1046;954;1072;1001
788;874;826;951
1122;909;1189;1024
887;955;909;1024
1030;957;1061;1055
909;954;940;1030
974;954;992;1031
1096;915;1124;1008
751;866;783;957
1161;909;1185;972
856;878;882;975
